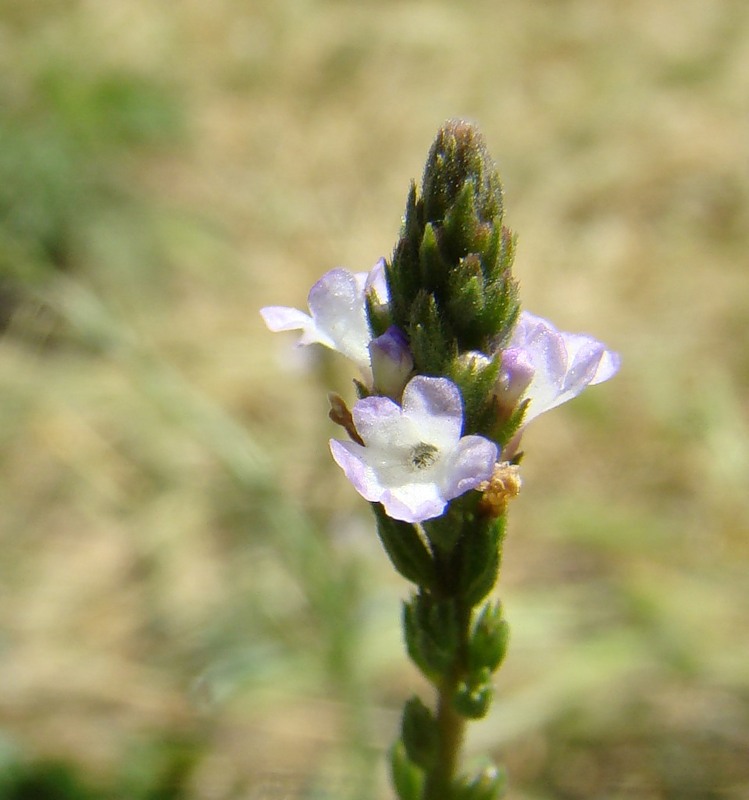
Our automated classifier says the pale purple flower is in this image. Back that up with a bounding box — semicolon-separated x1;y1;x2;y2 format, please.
330;375;498;523
499;311;620;423
260;260;387;373
369;326;413;398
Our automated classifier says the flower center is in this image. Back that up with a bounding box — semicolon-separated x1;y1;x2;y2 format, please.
409;442;439;470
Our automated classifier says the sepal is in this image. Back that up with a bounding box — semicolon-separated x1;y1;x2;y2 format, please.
353;379;371;400
388;183;423;327
408;290;456;375
422;496;470;554
418;222;445;292
447;350;502;436
446;254;485;342
366;288;392;338
486;398;527;450
443;181;486;260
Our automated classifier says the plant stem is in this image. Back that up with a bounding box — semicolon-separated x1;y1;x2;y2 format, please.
422;675;466;800
421;581;472;800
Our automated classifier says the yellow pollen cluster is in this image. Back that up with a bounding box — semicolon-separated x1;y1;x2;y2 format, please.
477;461;522;518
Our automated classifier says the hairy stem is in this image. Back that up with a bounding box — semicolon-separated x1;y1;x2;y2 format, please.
422;675;466;799
422;574;473;800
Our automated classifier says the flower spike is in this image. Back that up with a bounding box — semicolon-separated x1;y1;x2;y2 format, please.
259;120;620;800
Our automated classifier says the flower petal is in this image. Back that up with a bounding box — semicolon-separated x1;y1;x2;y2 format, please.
401;375;463;447
379;482;449;523
259;306;336;348
590;347;621;385
364;258;389;305
351;395;411;451
439;435;498;498
562;333;607;393
329;439;384;503
307;269;372;367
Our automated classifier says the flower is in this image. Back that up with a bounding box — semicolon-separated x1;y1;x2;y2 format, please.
260;260;387;373
330;375;498;523
498;311;620;423
369;326;413;398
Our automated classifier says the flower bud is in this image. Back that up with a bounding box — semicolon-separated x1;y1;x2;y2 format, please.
369;326;414;398
422;119;502;225
388;120;520;364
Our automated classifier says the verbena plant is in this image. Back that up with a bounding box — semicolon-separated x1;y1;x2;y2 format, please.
261;120;619;800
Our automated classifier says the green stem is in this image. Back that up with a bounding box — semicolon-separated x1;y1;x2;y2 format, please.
422;568;473;800
422;675;466;800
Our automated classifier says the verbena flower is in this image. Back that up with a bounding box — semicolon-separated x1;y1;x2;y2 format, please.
329;375;498;523
369;326;414;398
498;311;620;423
260;261;387;373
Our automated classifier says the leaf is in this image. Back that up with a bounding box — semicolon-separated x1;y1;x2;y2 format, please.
373;504;436;588
401;696;439;770
390;740;425;800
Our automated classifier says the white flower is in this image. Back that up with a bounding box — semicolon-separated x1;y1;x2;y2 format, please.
499;311;620;423
260;260;387;373
330;375;498;523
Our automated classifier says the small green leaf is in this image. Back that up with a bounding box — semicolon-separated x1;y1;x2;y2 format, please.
468;601;510;674
401;697;439;770
390;740;424;800
373;504;436;588
459;517;504;606
403;593;460;679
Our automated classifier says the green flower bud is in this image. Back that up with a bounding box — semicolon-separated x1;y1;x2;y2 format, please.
422;120;503;225
386;119;520;365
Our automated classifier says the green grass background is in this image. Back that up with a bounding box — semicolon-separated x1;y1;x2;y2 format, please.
0;1;747;798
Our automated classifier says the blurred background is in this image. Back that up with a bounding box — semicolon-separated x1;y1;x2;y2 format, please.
1;1;747;798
